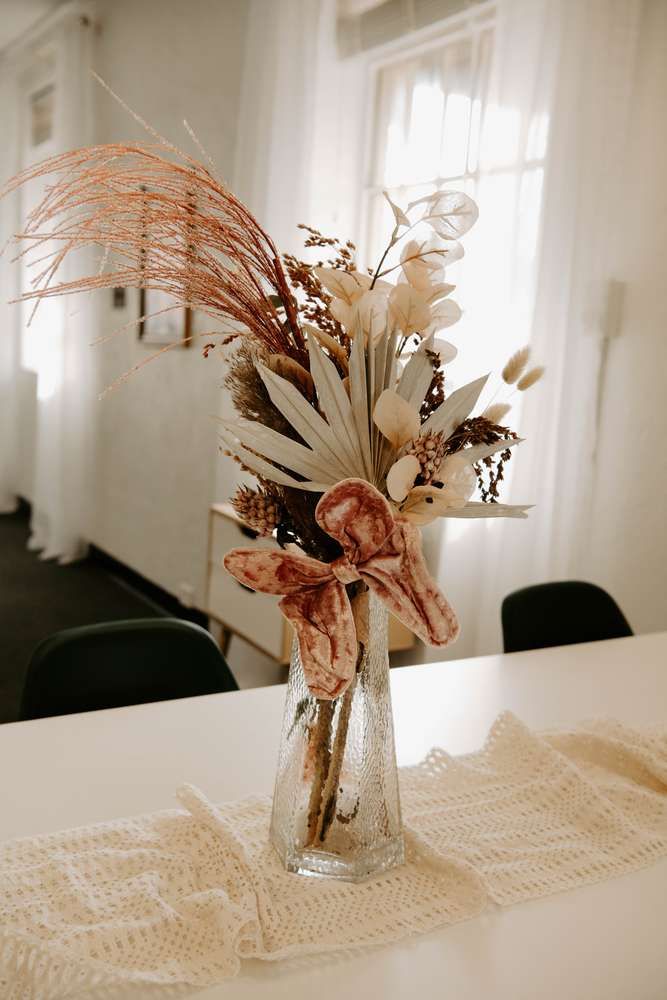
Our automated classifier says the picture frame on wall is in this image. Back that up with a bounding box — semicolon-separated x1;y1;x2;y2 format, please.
137;184;193;347
138;287;192;347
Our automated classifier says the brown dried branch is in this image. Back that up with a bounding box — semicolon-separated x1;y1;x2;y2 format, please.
445;416;519;503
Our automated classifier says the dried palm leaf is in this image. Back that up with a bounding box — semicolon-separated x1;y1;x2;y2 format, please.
347;329;373;480
397;350;434;409
258;364;350;478
218;417;339;484
441;502;532;518
307;337;366;478
421;374;489;440
218;428;327;492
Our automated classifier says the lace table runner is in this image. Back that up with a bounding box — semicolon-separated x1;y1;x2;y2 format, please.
2;712;666;999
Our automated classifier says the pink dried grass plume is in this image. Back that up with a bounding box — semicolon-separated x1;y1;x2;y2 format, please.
3;141;306;369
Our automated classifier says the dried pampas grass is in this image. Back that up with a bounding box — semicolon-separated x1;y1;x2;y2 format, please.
483;402;511;423
517;366;545;391
502;346;530;384
3;142;307;367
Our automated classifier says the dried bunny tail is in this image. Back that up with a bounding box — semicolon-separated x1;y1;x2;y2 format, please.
2;141;306;364
483;402;511;423
517;366;545;391
502;346;530;385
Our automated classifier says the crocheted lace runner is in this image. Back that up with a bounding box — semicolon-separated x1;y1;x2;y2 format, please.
2;712;666;999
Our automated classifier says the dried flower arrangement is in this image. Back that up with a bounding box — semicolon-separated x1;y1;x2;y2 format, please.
3;113;543;877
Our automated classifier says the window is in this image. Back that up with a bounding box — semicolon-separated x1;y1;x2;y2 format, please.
362;9;548;387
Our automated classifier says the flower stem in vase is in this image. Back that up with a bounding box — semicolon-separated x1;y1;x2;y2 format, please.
305;699;334;843
270;590;404;881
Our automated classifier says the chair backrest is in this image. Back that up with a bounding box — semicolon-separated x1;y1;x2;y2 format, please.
20;618;238;721
501;581;633;654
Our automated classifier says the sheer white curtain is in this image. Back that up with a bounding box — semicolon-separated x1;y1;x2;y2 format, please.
0;6;95;561
438;0;642;657
365;0;641;658
0;63;21;514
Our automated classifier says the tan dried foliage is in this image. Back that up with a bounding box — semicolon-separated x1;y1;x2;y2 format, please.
502;346;530;385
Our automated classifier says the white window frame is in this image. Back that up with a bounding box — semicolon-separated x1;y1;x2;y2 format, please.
357;2;497;269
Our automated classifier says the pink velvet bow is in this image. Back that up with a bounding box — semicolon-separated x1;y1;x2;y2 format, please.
224;478;459;699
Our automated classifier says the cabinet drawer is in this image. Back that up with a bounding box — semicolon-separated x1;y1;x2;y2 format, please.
210;505;278;566
208;560;286;660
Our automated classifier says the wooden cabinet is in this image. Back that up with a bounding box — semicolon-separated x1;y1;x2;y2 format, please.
206;504;415;663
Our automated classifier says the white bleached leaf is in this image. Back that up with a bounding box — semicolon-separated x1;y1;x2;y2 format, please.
411;191;479;240
219;418;338;484
423;337;457;364
398;349;433;408
332;288;390;343
373;389;421;450
451;437;523;468
388;284;431;335
400;482;468;525
440;502;532;519
400;239;443;290
307;337;365;477
423;298;462;337
258;363;350;478
218;429;328;492
421;373;489;440
386;454;420;502
400;238;464;291
436;454;477;499
422;282;457;305
313;268;371;304
348;326;373;479
356;288;391;343
383;190;410;227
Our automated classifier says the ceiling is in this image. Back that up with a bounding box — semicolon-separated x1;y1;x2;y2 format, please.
0;0;64;53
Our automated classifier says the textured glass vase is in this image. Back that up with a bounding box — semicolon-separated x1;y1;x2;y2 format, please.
270;591;405;882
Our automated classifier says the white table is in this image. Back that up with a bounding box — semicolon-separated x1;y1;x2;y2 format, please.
1;632;666;999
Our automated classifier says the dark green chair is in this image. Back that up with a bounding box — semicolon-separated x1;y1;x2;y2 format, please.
501;581;633;654
20;618;238;721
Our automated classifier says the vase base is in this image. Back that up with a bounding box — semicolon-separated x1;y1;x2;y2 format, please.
275;835;405;883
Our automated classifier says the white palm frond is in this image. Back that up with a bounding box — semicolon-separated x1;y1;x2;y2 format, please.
307;338;366;478
441;502;532;519
218;417;341;485
397;350;433;409
457;437;523;466
421;373;489;439
218;426;330;492
258;363;351;477
348;329;373;480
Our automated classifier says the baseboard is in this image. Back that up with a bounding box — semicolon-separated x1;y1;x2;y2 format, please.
13;495;208;630
88;545;208;628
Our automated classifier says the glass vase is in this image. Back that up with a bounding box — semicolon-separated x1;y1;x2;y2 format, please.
269;590;405;882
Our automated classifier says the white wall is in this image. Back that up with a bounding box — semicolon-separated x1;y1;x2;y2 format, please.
586;0;667;634
89;0;248;606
